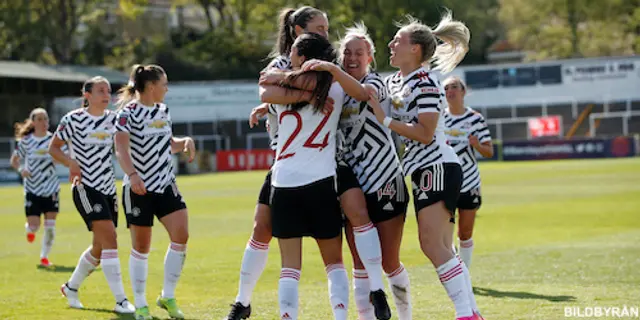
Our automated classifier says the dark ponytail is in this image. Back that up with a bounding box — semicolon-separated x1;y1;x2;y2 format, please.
269;6;325;58
284;32;336;113
81;76;110;108
116;64;165;109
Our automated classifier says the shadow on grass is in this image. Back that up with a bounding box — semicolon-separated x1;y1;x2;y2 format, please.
474;287;576;302
36;264;78;273
82;307;200;320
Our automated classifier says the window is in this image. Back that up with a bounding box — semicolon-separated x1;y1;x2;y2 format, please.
465;69;500;89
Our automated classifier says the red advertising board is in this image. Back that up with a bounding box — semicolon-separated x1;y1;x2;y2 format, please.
216;149;275;171
528;116;561;138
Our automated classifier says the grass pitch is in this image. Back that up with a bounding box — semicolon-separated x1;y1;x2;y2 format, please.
0;158;639;320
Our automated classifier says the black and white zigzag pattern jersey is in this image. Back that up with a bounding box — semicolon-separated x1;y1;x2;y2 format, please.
386;67;459;176
56;108;117;195
14;132;60;196
116;101;175;193
444;107;492;192
265;55;292;71
339;72;403;193
265;55;291;151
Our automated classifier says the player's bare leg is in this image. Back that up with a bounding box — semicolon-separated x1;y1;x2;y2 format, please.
341;188;390;320
227;203;272;320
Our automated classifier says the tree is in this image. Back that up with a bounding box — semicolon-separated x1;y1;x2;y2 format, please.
0;0;100;64
499;0;638;61
0;2;47;61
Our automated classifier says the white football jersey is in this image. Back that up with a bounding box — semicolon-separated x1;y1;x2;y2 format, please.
386;67;459;176
271;82;344;188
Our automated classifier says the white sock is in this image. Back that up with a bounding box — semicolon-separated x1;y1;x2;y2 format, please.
326;264;349;320
352;269;375;320
130;249;149;308
67;247;99;290
162;243;187;299
353;223;384;291
25;222;38;233
459;238;474;268
458;256;479;314
279;268;300;320
437;257;473;318
386;264;412;320
235;238;269;306
101;249;127;302
40;219;55;259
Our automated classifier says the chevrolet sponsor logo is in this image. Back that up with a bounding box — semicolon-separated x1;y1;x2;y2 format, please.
35;149;48;155
148;120;167;129
89;131;111;140
445;129;466;137
340;108;359;119
391;96;404;110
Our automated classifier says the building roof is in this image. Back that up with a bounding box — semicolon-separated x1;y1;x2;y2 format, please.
0;60;129;84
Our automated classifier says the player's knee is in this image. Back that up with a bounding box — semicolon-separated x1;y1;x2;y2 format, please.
252;220;272;243
347;207;370;227
419;234;440;259
171;227;189;244
382;256;401;274
29;224;40;232
458;227;473;240
105;230;118;248
132;241;151;253
324;255;344;267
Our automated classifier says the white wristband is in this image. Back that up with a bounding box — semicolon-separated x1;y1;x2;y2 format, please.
18;166;23;172
383;117;393;128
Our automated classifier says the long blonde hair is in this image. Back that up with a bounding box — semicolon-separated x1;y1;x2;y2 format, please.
14;108;47;140
398;10;470;73
337;22;377;71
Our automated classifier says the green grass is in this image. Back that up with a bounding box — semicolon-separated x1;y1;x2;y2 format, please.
1;158;639;320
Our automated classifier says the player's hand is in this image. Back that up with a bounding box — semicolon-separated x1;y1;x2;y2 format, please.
183;137;196;163
249;105;269;128
68;161;81;184
368;91;385;123
322;97;335;114
129;173;147;195
365;84;378;100
20;168;31;178
302;59;337;73
259;69;286;86
469;135;480;148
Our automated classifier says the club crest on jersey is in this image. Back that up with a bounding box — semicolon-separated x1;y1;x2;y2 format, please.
417;71;429;80
462;122;472;129
402;87;411;97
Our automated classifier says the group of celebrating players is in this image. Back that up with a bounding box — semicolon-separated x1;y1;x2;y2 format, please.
10;4;493;320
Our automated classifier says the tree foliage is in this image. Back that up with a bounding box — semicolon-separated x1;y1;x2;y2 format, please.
499;0;639;61
0;0;636;79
